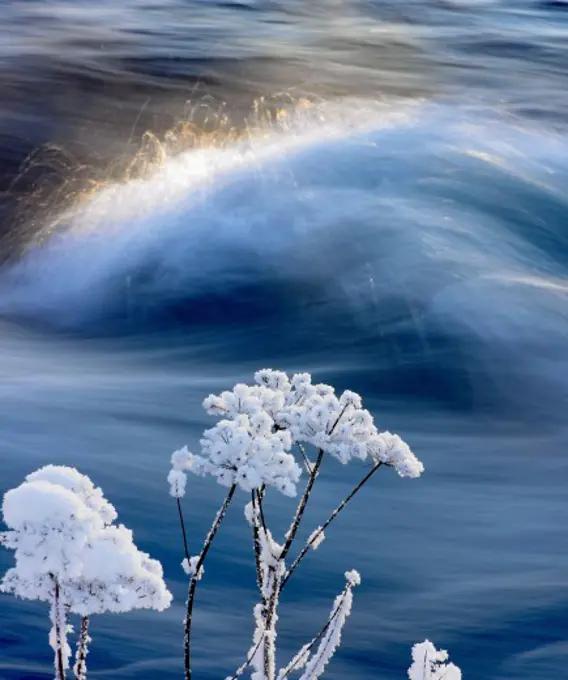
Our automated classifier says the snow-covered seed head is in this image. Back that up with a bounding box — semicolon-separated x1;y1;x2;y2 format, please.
255;369;291;392
0;468;172;617
367;432;424;478
170;414;301;497
171;370;423;497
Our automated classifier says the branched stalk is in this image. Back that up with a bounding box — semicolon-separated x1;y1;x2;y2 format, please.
281;462;382;592
184;484;237;680
278;586;349;679
73;616;90;680
229;585;347;680
281;404;348;562
262;448;325;680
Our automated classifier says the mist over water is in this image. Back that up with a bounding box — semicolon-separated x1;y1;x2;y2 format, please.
0;2;567;679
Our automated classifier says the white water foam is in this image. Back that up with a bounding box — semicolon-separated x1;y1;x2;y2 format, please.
0;99;566;352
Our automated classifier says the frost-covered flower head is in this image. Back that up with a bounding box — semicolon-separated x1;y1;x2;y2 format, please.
0;467;172;616
169;412;301;497
198;369;424;478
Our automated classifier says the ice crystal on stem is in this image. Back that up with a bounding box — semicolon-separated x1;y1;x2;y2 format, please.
408;640;462;680
308;527;325;550
182;556;204;579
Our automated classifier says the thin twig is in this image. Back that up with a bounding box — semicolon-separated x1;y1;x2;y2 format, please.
281;462;382;592
226;630;265;680
282;449;324;560
177;497;191;566
184;484;237;680
281;404;348;561
297;443;313;474
257;487;268;534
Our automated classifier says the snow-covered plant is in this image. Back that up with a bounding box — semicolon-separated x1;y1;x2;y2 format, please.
169;370;424;680
0;466;172;680
408;640;462;680
276;569;361;680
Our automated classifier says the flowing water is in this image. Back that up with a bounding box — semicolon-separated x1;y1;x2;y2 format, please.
0;2;567;679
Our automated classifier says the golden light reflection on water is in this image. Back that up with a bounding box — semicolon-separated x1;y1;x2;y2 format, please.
5;95;319;251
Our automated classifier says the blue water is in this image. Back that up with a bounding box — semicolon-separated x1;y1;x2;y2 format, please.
1;2;568;680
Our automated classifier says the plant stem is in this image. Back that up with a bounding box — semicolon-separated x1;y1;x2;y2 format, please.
282;449;324;560
262;449;325;680
281;462;382;592
184;484;236;680
73;617;90;680
227;632;265;680
177;496;191;565
280;405;347;563
52;580;67;680
297;443;313;474
254;489;273;679
278;585;350;679
251;491;263;593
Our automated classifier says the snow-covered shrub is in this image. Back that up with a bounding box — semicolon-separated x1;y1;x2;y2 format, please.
0;465;172;680
169;369;424;680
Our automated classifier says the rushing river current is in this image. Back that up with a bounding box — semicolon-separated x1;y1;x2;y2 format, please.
0;2;567;679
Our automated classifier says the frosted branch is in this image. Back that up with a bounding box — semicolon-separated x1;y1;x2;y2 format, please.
73;617;90;680
277;571;361;680
296;571;359;680
281;448;324;561
281;462;382;591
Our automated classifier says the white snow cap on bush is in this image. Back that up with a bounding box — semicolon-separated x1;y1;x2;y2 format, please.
0;466;172;616
408;640;462;680
199;369;423;476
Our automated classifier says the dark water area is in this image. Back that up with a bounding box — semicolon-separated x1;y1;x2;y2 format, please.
1;1;568;679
